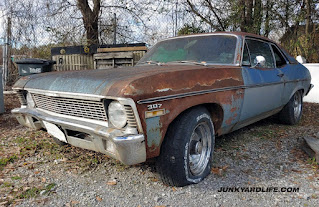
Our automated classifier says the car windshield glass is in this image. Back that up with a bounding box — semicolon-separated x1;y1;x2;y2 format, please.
137;35;237;65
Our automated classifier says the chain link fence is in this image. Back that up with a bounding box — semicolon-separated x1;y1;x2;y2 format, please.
1;0;194;87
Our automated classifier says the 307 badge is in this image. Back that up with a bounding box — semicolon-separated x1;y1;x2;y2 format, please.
145;104;165;118
147;103;162;110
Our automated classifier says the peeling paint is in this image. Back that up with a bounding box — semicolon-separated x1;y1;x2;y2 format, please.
156;88;172;92
145;116;162;152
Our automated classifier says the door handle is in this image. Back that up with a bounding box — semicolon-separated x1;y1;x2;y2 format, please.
277;73;284;77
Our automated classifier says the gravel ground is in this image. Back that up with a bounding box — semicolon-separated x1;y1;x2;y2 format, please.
1;94;319;207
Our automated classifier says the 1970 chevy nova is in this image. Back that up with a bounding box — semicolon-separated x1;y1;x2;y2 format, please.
12;32;313;186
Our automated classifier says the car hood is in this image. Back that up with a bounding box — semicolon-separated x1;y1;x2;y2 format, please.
14;64;243;100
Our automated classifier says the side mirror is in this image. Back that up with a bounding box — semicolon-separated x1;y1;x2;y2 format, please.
296;56;306;64
253;56;266;68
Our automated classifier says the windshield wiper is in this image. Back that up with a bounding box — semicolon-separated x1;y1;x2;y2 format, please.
138;60;163;66
166;60;207;66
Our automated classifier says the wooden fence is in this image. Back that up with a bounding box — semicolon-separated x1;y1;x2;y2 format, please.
52;54;94;71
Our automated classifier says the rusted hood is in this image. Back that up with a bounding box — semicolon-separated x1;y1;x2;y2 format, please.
14;65;243;99
14;66;156;95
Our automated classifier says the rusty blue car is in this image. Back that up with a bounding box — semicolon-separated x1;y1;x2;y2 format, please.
12;32;313;186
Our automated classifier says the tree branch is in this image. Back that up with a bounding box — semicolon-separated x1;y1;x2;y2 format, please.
204;0;225;31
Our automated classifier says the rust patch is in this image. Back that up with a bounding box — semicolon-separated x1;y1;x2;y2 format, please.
230;107;237;113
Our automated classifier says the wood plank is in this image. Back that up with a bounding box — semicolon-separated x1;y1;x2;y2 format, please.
94;52;133;59
97;46;147;53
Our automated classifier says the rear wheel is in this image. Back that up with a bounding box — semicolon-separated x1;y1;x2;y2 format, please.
278;90;303;125
156;107;215;186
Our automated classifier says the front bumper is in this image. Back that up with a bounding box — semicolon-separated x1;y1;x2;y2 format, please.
11;107;146;165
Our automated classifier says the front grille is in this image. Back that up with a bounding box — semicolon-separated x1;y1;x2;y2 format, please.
16;91;27;105
32;93;107;122
124;106;137;127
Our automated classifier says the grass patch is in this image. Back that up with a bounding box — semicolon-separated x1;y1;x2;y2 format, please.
1;182;13;188
252;128;275;139
42;183;56;195
0;155;18;170
15;134;62;159
11;176;22;180
16;183;56;199
17;187;41;199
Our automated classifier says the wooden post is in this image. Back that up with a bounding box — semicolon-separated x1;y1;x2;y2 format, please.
113;13;117;45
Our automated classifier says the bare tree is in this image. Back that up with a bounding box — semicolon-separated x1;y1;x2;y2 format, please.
77;0;101;45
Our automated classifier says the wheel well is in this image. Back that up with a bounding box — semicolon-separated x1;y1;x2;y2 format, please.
167;103;224;136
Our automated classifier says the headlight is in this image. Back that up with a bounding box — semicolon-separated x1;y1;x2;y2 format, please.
108;101;127;129
26;92;35;108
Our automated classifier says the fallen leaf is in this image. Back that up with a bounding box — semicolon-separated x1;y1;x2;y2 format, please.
34;171;40;174
42;177;46;183
222;165;229;170
106;180;117;185
23;187;31;191
172;187;176;192
71;200;79;205
211;167;219;174
307;176;314;180
96;196;102;202
149;177;158;182
292;169;302;173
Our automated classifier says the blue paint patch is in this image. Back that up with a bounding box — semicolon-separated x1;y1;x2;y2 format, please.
221;93;243;128
24;71;114;95
242;67;281;85
145;116;162;150
240;66;284;122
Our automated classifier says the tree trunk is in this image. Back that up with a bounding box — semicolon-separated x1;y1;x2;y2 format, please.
253;0;262;35
239;0;246;31
305;0;312;35
264;0;270;37
245;0;253;32
77;0;101;45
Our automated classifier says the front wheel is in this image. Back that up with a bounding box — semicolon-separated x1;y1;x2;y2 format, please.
156;107;215;186
278;90;303;125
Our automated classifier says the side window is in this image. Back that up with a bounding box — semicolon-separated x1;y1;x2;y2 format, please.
271;45;287;68
246;39;275;68
242;43;251;66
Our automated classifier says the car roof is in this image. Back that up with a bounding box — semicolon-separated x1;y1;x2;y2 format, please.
174;31;276;44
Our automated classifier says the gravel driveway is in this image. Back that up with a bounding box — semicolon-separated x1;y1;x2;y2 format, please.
1;94;319;206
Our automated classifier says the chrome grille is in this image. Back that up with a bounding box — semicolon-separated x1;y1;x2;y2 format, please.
32;93;107;122
124;105;137;127
16;91;27;105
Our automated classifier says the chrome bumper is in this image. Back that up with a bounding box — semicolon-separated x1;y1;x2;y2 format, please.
11;107;146;165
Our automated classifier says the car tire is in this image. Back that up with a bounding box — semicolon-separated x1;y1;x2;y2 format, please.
156;107;215;187
278;90;303;125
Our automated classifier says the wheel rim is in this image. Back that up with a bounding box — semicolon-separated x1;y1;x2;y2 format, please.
293;92;302;119
188;122;212;176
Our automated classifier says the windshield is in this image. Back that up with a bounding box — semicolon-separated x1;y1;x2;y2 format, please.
138;35;237;65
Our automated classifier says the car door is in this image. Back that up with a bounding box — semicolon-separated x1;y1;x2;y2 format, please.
269;43;291;104
237;38;285;125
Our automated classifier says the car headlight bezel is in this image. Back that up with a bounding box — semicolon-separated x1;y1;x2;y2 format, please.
108;101;127;129
26;92;35;108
